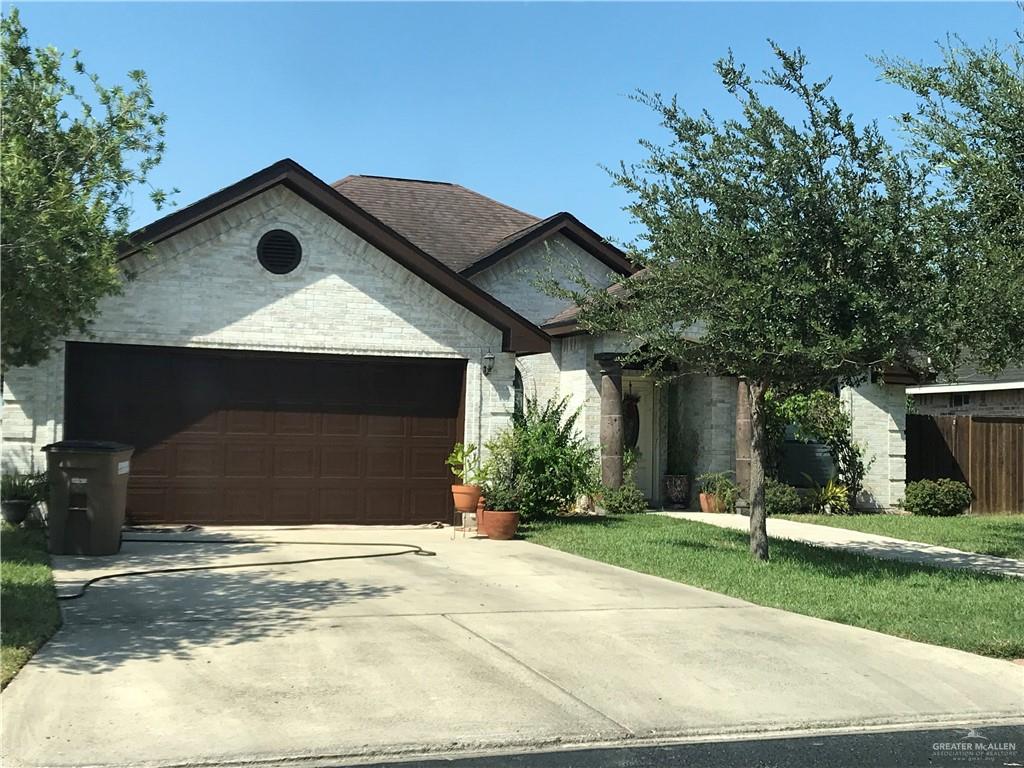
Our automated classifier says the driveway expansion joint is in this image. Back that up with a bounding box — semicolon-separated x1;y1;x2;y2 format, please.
440;613;636;737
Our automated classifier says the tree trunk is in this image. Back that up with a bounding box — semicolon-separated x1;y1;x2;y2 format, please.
747;380;769;561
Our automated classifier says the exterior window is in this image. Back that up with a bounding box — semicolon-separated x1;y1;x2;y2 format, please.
951;393;971;408
513;368;524;418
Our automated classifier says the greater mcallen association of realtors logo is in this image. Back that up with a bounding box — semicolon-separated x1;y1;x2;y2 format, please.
932;729;1018;762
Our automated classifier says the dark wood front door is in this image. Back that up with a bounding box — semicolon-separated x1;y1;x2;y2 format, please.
65;343;465;525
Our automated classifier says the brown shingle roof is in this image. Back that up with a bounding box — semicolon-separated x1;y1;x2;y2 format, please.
332;175;540;273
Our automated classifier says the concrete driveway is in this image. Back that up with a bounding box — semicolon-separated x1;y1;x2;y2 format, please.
3;526;1022;767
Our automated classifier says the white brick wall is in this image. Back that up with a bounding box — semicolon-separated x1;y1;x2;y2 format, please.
469;234;616;326
1;186;511;472
670;374;737;480
844;381;907;510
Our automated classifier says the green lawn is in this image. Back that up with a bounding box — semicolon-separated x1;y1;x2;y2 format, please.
778;514;1024;560
523;515;1024;659
1;524;61;688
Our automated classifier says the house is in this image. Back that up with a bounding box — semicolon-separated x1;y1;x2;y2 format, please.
905;367;1023;513
907;367;1024;418
1;159;912;523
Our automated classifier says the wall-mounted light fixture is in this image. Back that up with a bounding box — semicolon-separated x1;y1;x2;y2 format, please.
482;352;495;376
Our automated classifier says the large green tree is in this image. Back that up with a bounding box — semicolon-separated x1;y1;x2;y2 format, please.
563;44;939;560
1;7;172;371
876;32;1024;375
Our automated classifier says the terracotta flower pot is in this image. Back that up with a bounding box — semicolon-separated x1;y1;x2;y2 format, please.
699;492;724;514
451;484;482;515
484;511;519;540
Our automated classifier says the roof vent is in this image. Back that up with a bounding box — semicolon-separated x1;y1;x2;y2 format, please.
257;230;302;274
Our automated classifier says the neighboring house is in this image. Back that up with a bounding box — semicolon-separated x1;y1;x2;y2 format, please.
0;158;914;523
907;367;1024;418
905;367;1023;514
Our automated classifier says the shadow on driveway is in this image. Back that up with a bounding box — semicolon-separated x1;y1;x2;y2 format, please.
45;537;406;674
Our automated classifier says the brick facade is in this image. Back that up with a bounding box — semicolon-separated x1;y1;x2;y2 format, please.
844;381;908;511
2;187;511;472
912;388;1024;418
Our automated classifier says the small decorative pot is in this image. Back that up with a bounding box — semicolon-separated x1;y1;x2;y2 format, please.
484;511;520;540
699;493;724;514
451;484;482;515
1;500;33;525
663;475;690;508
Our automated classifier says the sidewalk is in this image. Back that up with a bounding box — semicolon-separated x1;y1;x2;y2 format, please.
655;512;1024;578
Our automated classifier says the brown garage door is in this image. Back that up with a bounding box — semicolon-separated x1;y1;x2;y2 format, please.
65;343;465;525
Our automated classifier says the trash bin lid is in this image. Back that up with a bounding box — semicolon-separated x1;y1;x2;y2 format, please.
41;440;133;453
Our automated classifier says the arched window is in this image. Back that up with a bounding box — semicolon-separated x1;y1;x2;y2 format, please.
513;367;524;418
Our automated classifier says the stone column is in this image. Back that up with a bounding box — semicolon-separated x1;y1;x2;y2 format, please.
735;378;752;499
598;355;624;489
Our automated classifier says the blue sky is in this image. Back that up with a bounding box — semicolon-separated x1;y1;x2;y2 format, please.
15;2;1022;243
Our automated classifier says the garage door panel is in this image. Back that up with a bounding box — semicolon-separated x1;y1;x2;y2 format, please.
175;444;222;478
319;488;360;522
271;488;317;522
65;343;464;525
131;444;173;477
410;489;452;522
273;446;317;478
125;487;170;523
322;413;361;436
224;445;270;478
409;447;451;479
178;410;223;436
225;410;273;435
171;487;223;523
364;488;407;523
409;416;453;438
321;446;361;479
274;411;318;435
223;488;267;523
366;414;404;437
365;447;405;479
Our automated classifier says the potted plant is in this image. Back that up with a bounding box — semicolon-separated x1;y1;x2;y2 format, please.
696;472;738;514
482;474;520;541
445;443;483;518
2;472;45;526
479;433;521;540
663;473;690;508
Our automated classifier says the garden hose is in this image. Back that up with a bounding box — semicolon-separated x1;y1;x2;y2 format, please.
57;536;438;601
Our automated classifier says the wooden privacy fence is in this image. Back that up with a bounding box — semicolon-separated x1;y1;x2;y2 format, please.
906;414;1024;514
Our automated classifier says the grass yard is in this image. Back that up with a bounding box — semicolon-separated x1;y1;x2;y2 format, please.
1;523;61;688
778;514;1024;560
524;515;1024;659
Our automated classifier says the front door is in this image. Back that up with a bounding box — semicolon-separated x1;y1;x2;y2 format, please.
623;378;656;500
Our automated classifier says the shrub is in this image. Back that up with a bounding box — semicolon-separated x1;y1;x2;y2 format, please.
697;472;739;513
765;479;804;516
805;477;851;514
902;479;973;517
0;473;46;503
601;483;648;515
444;443;483;485
765;389;869;503
482;396;599;520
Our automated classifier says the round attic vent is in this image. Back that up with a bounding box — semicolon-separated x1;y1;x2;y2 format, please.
257;229;302;274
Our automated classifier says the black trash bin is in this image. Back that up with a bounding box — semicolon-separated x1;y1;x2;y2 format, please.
42;441;134;555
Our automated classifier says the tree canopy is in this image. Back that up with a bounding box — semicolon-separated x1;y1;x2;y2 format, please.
1;7;173;371
561;43;947;559
876;33;1024;375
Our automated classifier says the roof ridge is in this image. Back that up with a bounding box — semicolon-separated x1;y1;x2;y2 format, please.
333;174;456;187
